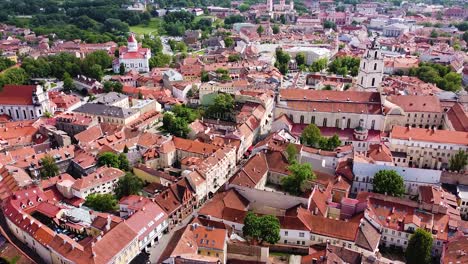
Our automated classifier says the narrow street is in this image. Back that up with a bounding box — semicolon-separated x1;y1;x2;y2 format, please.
148;206;202;263
0;212;44;264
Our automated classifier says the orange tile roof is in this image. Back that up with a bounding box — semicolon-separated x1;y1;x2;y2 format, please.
390;126;468;145
0;85;36;105
386;95;442;113
72;167;125;191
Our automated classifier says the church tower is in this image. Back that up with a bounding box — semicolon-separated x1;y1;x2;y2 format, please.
127;33;138;52
357;39;384;91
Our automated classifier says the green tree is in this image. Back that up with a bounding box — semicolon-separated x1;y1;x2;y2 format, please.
285;143;298;164
463;32;468;42
238;4;250;12
430;29;438;38
295;53;306;66
449;150;468;172
373;170;405;197
325;134;341;150
149;53;171;68
405;228;433;264
323;20;336;30
328;56;360;76
0;57;14;72
162;112;191;138
201;70;209;82
0;68;29;89
301;124;322;147
281;162;315;195
119;63;125;75
224;37;234;47
85;193;117;212
310;58;328;72
88;64;103;81
242;212;280;245
118;153;130;171
272;24;280;34
40;155;59;178
62;72;75;92
98;152;121;168
114;173;144;199
206;93;235;120
228;54;241;62
257;25;264;36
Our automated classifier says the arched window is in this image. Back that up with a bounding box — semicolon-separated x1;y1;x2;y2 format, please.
371;78;375;86
311;116;315;124
363;62;366;70
347;118;351;128
371;120;375;130
323;118;327;127
374;51;378;59
361;77;364;85
335;119;339;128
300;115;304;124
374;63;377;70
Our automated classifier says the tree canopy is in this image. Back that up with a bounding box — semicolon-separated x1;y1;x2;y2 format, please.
205;93;235;121
85;193;118;212
373;170;405;197
40;155;59;178
405;228;433;264
242;212;281;245
449;150;468;172
162;105;199;138
409;62;462;92
285;143;298;164
301;124;341;151
97;152;130;171
282;162;316;195
114;173;144;199
328;56;360;76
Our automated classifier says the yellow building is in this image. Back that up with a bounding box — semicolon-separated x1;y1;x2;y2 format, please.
133;164;175;185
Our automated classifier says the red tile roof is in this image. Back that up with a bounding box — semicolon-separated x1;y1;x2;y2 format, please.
386;95;441;113
72;167;125;191
230;152;268;188
390;126;468;145
0;85;37;105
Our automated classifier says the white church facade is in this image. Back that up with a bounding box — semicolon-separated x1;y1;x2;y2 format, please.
113;34;151;73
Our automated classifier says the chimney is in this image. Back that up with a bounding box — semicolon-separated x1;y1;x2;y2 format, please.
106;215;111;231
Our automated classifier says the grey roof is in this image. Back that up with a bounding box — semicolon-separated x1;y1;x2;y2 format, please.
74;103;136;119
93;92;128;105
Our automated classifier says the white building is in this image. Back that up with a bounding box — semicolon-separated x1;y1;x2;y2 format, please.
283;46;331;65
113;34;151;73
70;167;126;199
357;43;384;91
352;159;441;195
457;185;468;219
0;84;51;120
383;23;409;37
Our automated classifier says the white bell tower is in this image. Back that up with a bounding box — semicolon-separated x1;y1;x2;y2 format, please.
357;39;384;91
127;33;138;52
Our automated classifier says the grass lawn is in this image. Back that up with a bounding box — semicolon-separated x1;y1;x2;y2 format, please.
193;15;224;28
130;18;164;36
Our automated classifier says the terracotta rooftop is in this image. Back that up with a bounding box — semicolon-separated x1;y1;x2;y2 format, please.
386;95;442;113
72;167;125;191
390;126;468;145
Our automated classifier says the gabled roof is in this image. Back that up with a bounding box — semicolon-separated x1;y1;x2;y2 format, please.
0;85;37;105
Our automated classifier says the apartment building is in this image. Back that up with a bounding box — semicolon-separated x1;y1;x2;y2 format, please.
384;95;444;131
70;167;126;199
388;126;468;170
